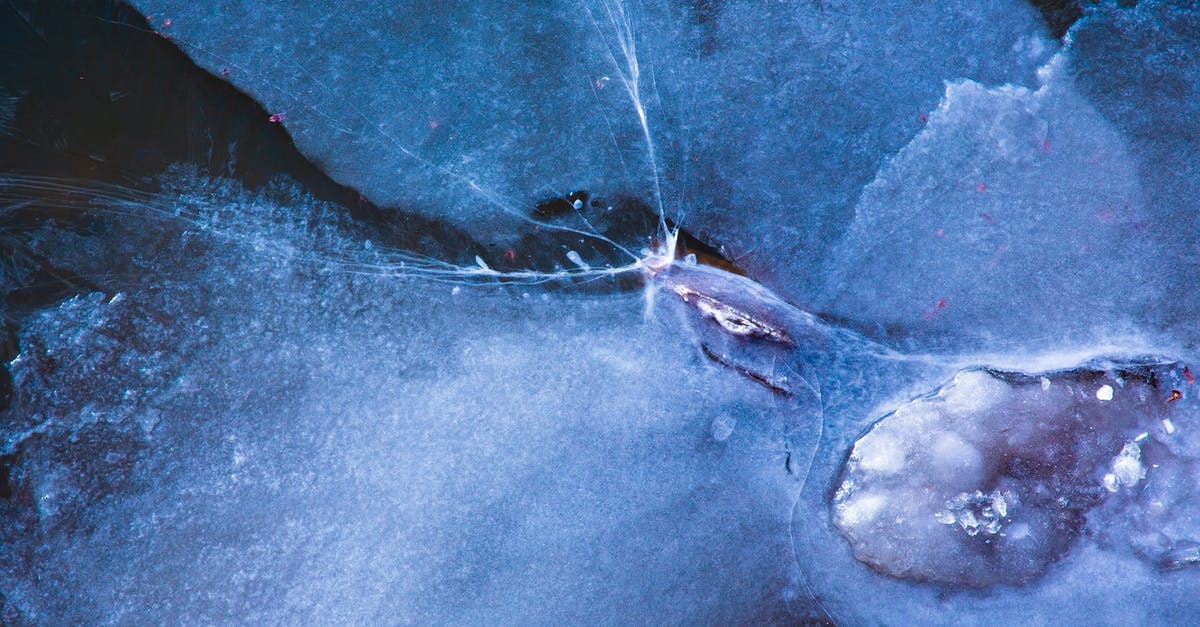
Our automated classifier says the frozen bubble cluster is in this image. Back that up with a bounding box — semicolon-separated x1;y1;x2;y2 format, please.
833;362;1200;587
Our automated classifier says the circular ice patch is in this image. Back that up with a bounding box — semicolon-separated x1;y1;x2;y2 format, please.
831;363;1185;586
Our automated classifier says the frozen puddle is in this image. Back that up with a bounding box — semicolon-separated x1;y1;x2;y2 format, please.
832;361;1198;586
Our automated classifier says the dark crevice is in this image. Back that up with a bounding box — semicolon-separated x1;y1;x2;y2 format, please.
0;0;486;418
1029;0;1141;40
2;0;390;220
0;453;13;499
0;0;478;286
1029;0;1086;39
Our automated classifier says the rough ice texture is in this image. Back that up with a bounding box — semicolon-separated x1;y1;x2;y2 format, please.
126;0;1200;353
126;1;1050;270
0;172;819;624
5;0;1200;624
816;1;1200;350
832;364;1190;586
819;60;1154;350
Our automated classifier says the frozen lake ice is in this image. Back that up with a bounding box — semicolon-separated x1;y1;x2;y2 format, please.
2;0;1199;623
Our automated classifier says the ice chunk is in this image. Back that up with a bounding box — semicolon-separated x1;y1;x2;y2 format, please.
1097;384;1115;401
125;0;1051;284
565;249;589;270
819;56;1153;351
1107;441;1147;491
832;363;1177;586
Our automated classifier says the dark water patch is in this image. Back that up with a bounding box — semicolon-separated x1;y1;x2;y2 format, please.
0;0;478;301
1029;0;1085;39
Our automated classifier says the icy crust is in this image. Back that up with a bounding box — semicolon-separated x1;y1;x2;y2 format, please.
125;0;1050;265
0;173;821;624
819;54;1151;350
679;0;1053;303
832;362;1199;587
817;2;1200;351
1066;2;1200;344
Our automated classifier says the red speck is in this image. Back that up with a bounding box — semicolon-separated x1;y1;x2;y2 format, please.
1041;139;1052;152
1097;209;1116;223
918;114;927;123
1185;367;1195;385
504;249;516;262
981;212;995;224
935;228;945;238
1169;390;1183;403
429;120;439;129
268;113;284;123
923;299;948;321
976;183;987;192
163;18;172;26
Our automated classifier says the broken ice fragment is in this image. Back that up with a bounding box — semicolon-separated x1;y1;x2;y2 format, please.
566;250;589;270
1104;440;1147;493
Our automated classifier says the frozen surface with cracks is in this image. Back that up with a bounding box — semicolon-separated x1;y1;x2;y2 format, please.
126;0;1051;275
0;172;821;624
2;0;1200;624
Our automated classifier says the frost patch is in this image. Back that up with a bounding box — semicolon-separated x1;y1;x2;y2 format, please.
832;362;1194;587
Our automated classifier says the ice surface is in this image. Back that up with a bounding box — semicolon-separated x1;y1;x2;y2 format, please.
4;0;1200;624
5;170;1200;623
0;171;824;623
832;365;1175;586
819;59;1154;350
819;1;1200;351
126;0;1052;289
124;0;1198;353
